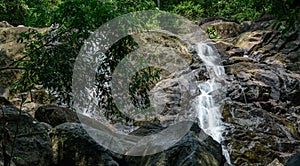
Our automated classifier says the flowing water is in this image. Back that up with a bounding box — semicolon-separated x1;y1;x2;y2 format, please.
195;43;232;165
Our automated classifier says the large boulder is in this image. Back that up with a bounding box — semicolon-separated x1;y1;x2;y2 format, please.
0;97;53;166
286;153;300;166
50;121;225;166
125;123;225;166
50;122;122;166
35;105;79;127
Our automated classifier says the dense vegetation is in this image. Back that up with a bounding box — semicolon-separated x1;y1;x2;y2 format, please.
0;0;299;119
1;0;299;26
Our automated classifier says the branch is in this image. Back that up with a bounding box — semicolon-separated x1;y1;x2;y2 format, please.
4;55;28;68
2;28;65;70
0;67;26;71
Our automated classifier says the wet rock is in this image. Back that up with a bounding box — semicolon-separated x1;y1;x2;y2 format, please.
149;64;208;126
1;19;300;166
286;153;300;166
211;21;300;165
0;99;53;166
35;105;79;127
222;68;300;165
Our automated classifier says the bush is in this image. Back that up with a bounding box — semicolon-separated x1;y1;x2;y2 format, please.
0;0;26;26
0;0;61;26
172;1;204;20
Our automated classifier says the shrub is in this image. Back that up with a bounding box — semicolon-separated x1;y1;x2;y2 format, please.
172;1;204;20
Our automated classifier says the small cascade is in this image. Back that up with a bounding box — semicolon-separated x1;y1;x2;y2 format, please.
195;43;231;165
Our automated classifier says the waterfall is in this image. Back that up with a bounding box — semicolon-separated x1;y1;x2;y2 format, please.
195;43;232;165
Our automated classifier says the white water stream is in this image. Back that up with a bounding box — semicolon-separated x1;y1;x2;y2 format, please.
195;43;231;165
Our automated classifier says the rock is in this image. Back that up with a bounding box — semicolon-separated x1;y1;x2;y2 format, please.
213;40;235;57
105;31;203;124
0;101;53;166
127;23;300;165
125;123;225;166
50;121;225;166
0;96;13;106
149;64;208;126
0;21;13;28
198;16;229;26
0;25;50;102
0;161;16;166
235;31;273;52
267;158;284;166
203;22;241;39
286;153;300;166
0;85;9;99
50;122;122;166
213;21;300;165
221;67;300;165
1;18;300;166
129;122;165;136
35;105;79;127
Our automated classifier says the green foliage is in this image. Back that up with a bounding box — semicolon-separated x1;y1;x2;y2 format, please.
129;67;163;109
13;0;157;122
271;0;300;36
15;28;77;105
0;0;61;26
165;0;299;35
25;0;62;27
172;1;203;20
115;0;156;13
96;36;138;121
0;0;27;26
207;26;220;39
14;157;23;161
1;0;299;30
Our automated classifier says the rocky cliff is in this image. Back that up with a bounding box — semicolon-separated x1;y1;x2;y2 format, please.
0;19;300;166
209;20;300;165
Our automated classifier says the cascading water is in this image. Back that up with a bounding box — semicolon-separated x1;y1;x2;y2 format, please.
195;43;232;165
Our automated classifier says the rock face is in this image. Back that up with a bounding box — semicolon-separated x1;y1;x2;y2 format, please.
0;98;53;166
207;20;300;165
0;24;48;88
149;62;209;126
0;24;50;113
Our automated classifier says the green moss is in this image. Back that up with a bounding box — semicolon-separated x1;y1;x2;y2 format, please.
221;102;234;123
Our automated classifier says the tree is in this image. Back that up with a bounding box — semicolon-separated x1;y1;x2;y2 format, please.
10;0;156;122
